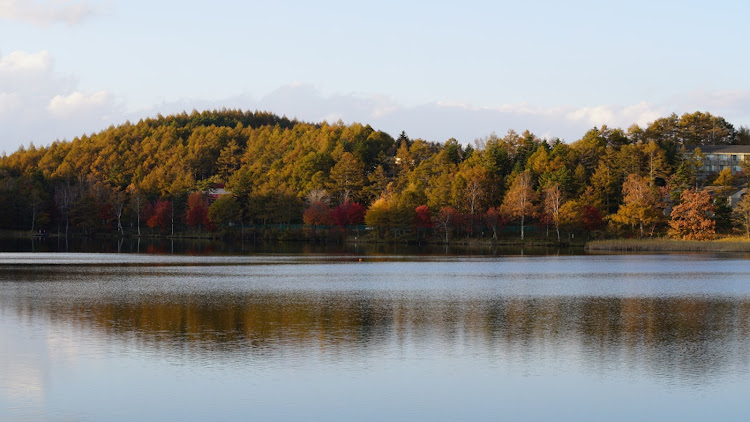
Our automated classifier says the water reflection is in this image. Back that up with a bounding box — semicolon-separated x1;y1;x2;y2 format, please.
0;235;582;256
2;268;749;384
4;255;750;421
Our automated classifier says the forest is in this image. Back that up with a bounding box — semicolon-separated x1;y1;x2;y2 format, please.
1;109;750;243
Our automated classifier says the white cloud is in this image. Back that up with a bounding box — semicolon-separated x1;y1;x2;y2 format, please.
564;102;665;129
0;0;99;26
0;50;119;153
48;90;113;117
0;92;19;113
140;85;658;143
9;79;750;154
566;106;615;126
0;50;52;73
137;84;729;145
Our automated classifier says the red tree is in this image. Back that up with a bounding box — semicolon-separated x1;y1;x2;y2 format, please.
580;205;604;232
330;201;366;227
141;201;155;226
414;205;432;229
434;206;461;243
147;200;171;231
185;192;211;229
330;204;348;227
484;207;507;240
303;201;330;226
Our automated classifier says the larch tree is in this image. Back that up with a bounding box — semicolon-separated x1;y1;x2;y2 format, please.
712;167;734;195
216;139;242;181
641;141;671;183
588;160;618;213
209;195;242;228
328;152;366;203
227;167;254;231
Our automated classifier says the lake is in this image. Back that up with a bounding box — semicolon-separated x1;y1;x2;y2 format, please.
1;250;750;421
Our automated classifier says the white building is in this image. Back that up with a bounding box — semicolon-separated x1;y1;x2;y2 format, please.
688;145;750;175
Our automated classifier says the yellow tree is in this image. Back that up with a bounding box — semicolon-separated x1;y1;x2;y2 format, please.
641;141;670;183
327;152;365;203
610;174;663;238
543;183;564;242
365;196;394;238
500;171;538;240
712;167;734;196
461;165;490;215
668;189;715;240
216;139;242;182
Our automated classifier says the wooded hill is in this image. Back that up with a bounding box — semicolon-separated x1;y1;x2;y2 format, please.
1;109;749;241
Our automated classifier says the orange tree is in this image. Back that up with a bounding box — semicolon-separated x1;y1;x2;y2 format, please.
668;189;715;240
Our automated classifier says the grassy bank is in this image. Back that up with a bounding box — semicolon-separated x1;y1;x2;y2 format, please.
586;237;750;253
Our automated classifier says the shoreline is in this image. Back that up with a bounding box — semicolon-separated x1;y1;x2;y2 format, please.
11;231;750;254
586;238;750;253
1;229;587;248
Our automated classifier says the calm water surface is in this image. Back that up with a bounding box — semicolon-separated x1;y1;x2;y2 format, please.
1;252;750;421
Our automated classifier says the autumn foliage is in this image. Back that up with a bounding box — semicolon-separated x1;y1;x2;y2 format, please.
668;189;715;240
147;200;171;231
303;201;330;226
185;192;214;230
414;205;432;229
0;109;747;242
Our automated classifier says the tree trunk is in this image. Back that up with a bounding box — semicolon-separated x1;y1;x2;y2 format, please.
117;209;124;236
639;220;644;239
136;196;141;236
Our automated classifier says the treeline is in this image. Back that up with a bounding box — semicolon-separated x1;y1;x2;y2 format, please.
1;108;750;242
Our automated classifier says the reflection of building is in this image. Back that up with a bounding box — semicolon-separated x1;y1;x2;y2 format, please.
689;145;750;175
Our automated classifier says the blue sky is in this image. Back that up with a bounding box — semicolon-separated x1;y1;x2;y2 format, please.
2;0;750;153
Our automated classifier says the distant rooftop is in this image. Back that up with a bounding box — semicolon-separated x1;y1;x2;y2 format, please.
686;145;750;154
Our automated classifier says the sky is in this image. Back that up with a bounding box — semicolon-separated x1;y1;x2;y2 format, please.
2;0;750;153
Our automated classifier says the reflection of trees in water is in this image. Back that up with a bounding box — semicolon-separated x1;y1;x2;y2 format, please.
5;292;750;381
0;236;578;256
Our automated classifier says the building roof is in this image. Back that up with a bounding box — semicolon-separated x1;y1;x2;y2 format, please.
686;145;750;154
